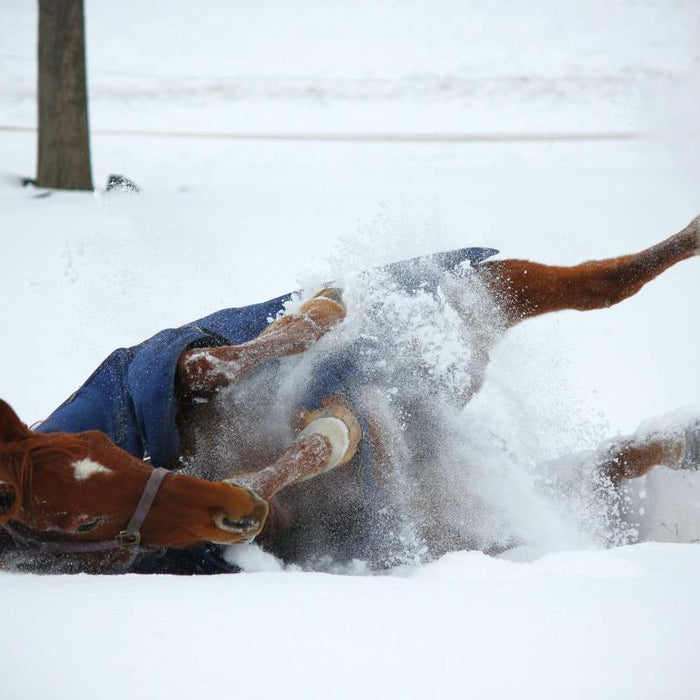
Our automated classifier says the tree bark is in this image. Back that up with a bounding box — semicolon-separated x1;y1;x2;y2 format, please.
36;0;93;190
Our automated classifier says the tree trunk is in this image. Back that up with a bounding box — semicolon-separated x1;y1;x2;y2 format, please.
36;0;93;190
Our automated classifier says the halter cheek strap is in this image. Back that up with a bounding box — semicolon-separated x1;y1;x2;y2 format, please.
115;466;171;548
4;467;170;555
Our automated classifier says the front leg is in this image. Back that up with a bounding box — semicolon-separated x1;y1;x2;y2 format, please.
176;290;345;399
597;415;700;487
479;215;700;326
225;403;362;500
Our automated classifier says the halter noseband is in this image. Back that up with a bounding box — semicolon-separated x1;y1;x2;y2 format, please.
4;466;170;556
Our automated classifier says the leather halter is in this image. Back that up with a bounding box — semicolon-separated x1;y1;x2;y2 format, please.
4;466;170;556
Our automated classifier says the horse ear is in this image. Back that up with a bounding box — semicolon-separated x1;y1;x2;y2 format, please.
0;400;31;443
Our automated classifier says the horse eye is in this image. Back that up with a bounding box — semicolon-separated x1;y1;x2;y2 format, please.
0;484;15;515
76;518;102;533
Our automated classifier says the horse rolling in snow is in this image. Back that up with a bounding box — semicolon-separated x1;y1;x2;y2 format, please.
2;214;699;573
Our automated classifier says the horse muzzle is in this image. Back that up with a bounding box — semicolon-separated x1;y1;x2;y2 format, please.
215;485;268;541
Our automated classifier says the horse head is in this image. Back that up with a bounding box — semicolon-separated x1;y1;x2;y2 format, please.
0;399;268;569
0;399;30;524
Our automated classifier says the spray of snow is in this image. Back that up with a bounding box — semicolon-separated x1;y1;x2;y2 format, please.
204;208;645;571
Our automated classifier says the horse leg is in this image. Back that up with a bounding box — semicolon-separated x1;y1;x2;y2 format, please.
598;418;700;487
598;433;685;487
478;216;700;326
207;400;360;546
176;289;345;399
224;401;362;500
228;433;334;501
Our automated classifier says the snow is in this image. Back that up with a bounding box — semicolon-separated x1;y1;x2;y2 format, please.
1;544;699;699
2;1;700;697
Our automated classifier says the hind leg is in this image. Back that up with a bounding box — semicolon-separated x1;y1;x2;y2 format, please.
597;419;700;487
478;216;700;326
176;290;346;399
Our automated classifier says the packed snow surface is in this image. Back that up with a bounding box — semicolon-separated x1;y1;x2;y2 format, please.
2;1;700;698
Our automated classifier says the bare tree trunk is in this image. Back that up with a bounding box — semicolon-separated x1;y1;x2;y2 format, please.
36;0;93;190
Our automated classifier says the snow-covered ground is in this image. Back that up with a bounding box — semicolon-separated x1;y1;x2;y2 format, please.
2;1;700;698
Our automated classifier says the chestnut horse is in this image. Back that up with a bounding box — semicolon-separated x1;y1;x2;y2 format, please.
3;214;699;572
0;398;357;573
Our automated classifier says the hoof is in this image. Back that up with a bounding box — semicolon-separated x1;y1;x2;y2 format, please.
680;424;700;471
297;403;362;473
260;288;346;339
310;287;345;309
298;290;346;328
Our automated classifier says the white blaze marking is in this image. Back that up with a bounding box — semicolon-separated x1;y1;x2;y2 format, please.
71;458;113;481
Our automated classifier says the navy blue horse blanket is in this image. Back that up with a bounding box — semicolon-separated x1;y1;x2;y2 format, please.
38;247;497;469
